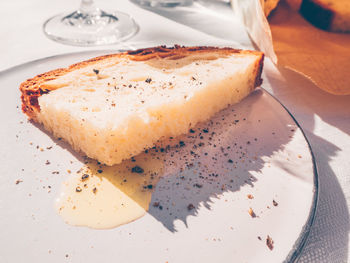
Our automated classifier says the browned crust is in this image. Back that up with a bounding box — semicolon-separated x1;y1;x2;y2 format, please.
300;0;350;32
254;53;264;87
20;45;264;120
300;0;334;31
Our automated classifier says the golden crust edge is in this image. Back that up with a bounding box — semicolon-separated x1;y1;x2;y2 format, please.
20;45;264;121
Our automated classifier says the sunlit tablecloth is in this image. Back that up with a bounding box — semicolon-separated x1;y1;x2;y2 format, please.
1;0;349;262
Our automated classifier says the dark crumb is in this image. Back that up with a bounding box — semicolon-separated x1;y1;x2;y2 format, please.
258;236;262;241
153;202;160;207
273;200;278;206
45;160;50;165
97;169;103;174
81;174;89;181
46;146;53;150
191;76;196;81
247;194;254;199
93;69;99;74
248;207;257;218
187;203;195;211
52;171;59;174
15;179;23;185
179;141;185;147
145;78;152;83
131;157;136;162
266;235;274;250
202;128;209;133
189;129;195;133
193;183;202;188
75;186;82;192
92;187;97;194
65;254;69;258
131;165;144;174
145;184;153;189
228;159;233;163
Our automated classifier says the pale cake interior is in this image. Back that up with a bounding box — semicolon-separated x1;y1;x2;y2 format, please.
37;53;260;165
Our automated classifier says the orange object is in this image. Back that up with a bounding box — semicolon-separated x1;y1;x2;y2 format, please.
269;1;350;95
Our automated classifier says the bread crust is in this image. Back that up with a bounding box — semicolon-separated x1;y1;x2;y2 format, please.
300;0;334;31
300;0;350;32
20;45;264;121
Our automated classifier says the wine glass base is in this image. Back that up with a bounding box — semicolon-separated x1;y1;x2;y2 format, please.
43;10;139;46
131;0;193;7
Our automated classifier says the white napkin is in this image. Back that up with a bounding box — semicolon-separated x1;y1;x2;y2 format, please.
231;0;277;63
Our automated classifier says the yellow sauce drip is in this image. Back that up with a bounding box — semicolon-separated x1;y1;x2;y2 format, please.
55;153;164;229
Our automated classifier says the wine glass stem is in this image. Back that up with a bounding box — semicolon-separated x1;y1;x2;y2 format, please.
80;0;98;14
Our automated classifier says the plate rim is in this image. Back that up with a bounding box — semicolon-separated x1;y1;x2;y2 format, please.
0;50;319;263
262;89;319;263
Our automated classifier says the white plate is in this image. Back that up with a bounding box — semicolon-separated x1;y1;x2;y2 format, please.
0;51;317;263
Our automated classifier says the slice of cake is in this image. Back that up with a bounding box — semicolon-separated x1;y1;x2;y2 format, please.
20;46;264;165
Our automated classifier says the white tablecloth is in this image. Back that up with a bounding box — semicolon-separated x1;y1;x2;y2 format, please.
1;0;349;262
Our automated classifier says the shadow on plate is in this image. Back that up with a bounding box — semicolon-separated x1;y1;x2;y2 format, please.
146;89;298;231
50;89;300;232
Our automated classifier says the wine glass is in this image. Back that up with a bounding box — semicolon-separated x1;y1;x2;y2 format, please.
132;0;192;7
43;0;139;46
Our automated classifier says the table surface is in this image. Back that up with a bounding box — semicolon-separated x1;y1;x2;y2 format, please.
1;0;349;262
